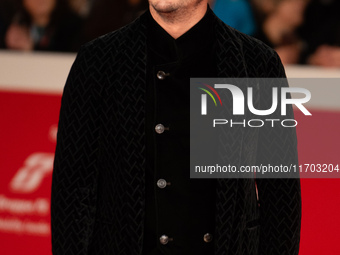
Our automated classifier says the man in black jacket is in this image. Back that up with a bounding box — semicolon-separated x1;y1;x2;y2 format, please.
51;0;301;254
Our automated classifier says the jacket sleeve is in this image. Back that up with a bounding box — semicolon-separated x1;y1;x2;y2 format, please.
51;45;100;255
255;51;302;255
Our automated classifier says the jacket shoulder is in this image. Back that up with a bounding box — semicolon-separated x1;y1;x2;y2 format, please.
68;13;146;84
80;14;146;57
236;29;285;78
238;30;285;77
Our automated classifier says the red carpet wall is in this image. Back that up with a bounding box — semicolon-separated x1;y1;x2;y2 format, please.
0;51;339;254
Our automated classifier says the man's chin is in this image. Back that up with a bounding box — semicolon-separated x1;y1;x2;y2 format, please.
150;1;179;14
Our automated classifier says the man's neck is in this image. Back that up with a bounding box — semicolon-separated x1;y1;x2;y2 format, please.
149;3;208;39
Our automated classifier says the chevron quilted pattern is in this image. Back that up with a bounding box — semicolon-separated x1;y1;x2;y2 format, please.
51;8;301;255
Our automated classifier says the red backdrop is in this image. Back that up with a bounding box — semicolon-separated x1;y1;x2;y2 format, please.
0;90;339;254
0;91;60;254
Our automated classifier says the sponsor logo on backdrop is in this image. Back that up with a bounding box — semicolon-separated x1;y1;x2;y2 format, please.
0;125;57;236
9;153;54;194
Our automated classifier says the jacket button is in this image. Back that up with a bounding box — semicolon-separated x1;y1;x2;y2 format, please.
157;179;167;189
159;235;169;245
155;124;165;134
203;233;213;243
157;71;169;80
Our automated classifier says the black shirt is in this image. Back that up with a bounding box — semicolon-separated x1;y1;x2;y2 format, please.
143;7;217;255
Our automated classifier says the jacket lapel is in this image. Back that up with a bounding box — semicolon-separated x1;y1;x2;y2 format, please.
114;15;148;254
213;13;248;254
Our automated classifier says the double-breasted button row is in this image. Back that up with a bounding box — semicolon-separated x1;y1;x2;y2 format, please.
159;234;213;245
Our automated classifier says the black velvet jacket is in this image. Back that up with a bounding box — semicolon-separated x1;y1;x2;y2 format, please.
51;8;301;255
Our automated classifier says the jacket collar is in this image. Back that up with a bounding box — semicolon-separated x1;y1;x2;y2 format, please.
119;6;248;78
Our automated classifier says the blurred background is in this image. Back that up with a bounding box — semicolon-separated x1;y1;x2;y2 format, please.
0;0;339;254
